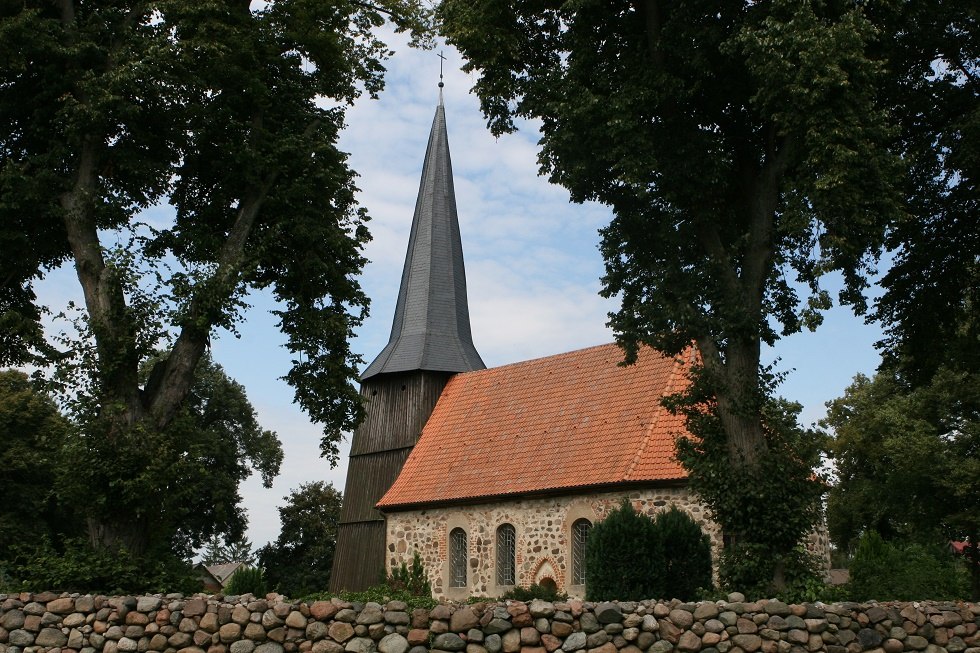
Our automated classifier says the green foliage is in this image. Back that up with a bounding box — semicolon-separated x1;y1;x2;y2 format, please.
655;506;713;601
586;500;715;601
226;566;268;597
259;481;342;597
440;0;902;593
304;583;437;611
585;499;664;601
674;380;826;597
0;0;432;556
2;537;198;595
0;370;76;562
823;366;979;598
847;531;968;601
387;551;431;598
502;583;568;602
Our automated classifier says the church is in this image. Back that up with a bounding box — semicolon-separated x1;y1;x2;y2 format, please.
328;89;827;599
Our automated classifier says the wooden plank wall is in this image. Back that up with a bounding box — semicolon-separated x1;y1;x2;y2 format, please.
329;370;452;592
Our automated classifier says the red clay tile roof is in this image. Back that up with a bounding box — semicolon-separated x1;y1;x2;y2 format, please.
377;343;692;510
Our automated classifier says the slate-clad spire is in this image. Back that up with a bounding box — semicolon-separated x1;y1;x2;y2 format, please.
361;99;485;380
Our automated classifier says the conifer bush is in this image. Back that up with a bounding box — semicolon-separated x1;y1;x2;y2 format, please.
585;498;664;600
654;506;713;600
226;566;267;597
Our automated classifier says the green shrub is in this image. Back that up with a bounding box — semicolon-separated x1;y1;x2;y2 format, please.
585;498;664;601
2;537;198;594
654;506;712;600
387;551;431;597
848;531;967;600
502;582;568;602
226;566;267;597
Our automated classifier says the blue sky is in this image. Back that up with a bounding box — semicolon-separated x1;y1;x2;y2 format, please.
35;32;885;551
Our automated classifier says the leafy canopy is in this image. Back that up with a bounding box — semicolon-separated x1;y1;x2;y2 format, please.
0;0;430;556
440;0;899;590
259;481;343;597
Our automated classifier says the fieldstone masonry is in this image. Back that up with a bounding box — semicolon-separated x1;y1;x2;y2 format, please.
2;593;976;653
384;488;831;600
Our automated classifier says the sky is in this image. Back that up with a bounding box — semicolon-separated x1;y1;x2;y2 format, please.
34;31;885;552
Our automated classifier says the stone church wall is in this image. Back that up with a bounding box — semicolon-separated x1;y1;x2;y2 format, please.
383;487;720;601
384;487;831;602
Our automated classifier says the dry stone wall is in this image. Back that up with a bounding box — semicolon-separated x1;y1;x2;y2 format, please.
1;592;977;653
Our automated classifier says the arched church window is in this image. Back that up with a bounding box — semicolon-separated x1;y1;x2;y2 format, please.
571;518;592;585
496;523;516;586
449;527;467;588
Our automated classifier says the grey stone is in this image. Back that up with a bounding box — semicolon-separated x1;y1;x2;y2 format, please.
256;643;286;653
385;613;410;627
119;637;140;652
764;602;791;618
650;640;674;653
139;598;163;613
586;631;609;648
344;637;377;653
727;594;746;603
8;630;34;647
68;627;85;648
641;615;659;633
1;611;25;630
466;645;488;653
785;617;806;631
335;610;357;624
356;609;383;626
671;610;695;629
306;622;329;641
948;639;968;653
313;641;345;653
636;631;656;650
857;629;883;648
529;601;556;619
604;623;623;635
263;611;284;629
595;604;623;625
705;620;725;634
484;619;512;635
231;642;257;653
580;614;600;634
378;634;409;653
563;633;588;651
906;636;929;651
719;613;738;628
485;634;502;653
732;634;762;652
432;633;466;651
468;629;484;643
35;627;68;647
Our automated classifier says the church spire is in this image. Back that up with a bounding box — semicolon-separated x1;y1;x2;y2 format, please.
360;91;485;380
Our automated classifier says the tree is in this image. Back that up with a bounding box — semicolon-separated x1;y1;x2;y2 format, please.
440;0;900;588
584;499;664;601
869;2;979;386
0;358;281;592
0;370;75;562
55;354;284;561
823;368;980;599
0;1;429;555
259;481;343;597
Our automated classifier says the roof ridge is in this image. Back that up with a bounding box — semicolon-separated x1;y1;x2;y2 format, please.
622;352;683;481
454;341;620;378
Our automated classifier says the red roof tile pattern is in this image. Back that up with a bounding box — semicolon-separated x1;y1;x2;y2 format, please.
377;343;693;510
